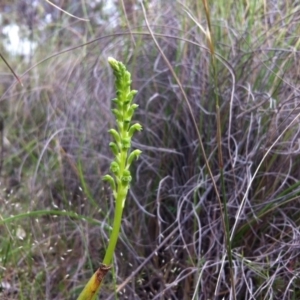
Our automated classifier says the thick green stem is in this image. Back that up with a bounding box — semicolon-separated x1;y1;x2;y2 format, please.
103;190;126;265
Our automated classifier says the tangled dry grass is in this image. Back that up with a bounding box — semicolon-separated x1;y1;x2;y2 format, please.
1;0;300;299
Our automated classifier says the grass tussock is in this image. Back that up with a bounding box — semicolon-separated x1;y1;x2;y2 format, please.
1;0;300;299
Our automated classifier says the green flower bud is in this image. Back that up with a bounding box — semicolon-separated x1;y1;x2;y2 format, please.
126;90;138;103
127;149;142;166
127;104;139;119
109;142;119;156
112;108;121;119
124;72;131;83
130;103;139;110
108;129;121;143
108;57;120;72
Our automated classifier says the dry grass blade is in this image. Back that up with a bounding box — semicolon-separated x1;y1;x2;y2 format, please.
44;0;89;21
0;53;22;86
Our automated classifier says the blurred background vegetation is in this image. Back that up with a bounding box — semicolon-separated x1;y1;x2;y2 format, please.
1;0;300;299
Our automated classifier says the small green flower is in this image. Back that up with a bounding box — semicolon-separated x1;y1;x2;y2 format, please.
128;123;142;138
102;175;116;192
121;170;132;186
121;138;131;150
110;161;119;174
127;149;142;166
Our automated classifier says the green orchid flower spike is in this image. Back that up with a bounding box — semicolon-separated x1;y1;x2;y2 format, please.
77;57;142;300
